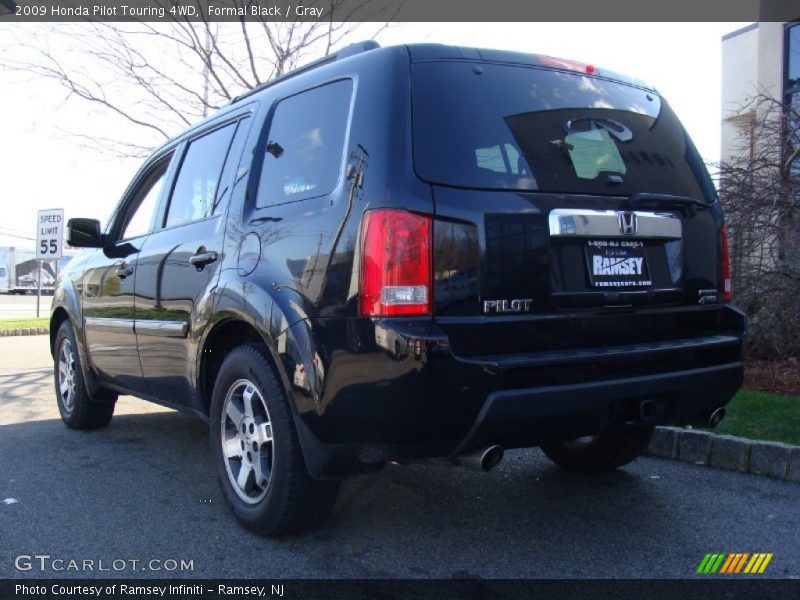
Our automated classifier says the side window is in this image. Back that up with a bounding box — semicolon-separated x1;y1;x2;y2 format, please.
256;79;352;208
164;122;237;228
214;116;251;212
120;157;171;241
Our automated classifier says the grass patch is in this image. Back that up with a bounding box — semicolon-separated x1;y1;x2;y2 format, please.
707;390;800;446
0;317;49;331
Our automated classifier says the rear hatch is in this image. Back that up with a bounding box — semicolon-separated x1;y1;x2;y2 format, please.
410;49;728;358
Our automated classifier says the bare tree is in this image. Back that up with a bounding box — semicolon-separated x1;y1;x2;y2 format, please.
717;94;800;358
1;0;394;157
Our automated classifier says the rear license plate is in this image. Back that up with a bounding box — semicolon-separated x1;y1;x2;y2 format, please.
585;240;652;287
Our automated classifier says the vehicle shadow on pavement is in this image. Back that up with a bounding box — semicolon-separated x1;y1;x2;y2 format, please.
2;410;796;578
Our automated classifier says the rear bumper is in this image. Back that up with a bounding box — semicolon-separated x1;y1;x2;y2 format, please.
287;306;745;479
452;362;742;455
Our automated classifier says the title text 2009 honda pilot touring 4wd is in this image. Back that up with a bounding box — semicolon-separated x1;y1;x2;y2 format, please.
52;42;745;536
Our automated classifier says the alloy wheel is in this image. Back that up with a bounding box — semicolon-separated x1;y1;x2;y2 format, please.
220;379;274;504
57;339;77;414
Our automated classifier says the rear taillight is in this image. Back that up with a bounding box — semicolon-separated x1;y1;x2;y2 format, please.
720;226;732;301
359;209;432;317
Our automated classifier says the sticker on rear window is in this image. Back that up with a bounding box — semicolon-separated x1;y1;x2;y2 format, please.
564;128;627;180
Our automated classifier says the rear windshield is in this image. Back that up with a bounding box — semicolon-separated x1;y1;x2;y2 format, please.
411;61;716;202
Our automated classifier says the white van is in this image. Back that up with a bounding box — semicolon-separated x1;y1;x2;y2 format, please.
0;265;8;294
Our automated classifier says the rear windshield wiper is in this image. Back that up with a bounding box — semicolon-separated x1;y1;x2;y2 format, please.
627;193;711;217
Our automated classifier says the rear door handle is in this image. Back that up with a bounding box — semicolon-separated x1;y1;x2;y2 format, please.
188;251;218;270
116;266;134;279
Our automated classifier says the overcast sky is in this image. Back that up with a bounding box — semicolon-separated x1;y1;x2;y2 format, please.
0;21;746;249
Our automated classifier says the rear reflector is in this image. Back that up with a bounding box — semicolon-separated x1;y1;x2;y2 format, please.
720;226;732;301
359;209;432;316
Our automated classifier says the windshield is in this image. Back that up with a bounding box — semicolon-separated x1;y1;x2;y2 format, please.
411;61;716;201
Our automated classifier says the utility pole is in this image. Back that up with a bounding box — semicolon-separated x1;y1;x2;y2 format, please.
36;260;42;317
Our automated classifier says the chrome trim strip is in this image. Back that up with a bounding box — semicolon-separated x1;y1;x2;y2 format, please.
134;320;188;338
84;317;134;332
548;209;682;239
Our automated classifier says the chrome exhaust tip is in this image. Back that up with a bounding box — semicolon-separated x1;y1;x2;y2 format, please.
708;407;726;428
457;444;504;472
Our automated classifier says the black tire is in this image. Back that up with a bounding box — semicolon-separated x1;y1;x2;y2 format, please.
53;320;116;429
210;344;339;536
540;427;654;473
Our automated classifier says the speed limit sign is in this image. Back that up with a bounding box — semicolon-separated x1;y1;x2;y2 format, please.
36;208;64;259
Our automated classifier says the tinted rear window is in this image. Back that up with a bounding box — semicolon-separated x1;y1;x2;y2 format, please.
412;61;715;202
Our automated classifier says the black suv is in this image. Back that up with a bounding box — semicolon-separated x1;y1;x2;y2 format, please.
52;42;745;536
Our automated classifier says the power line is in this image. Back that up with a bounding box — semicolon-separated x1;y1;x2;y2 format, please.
0;224;36;235
0;229;36;242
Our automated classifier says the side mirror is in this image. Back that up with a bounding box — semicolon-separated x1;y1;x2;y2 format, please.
66;218;104;248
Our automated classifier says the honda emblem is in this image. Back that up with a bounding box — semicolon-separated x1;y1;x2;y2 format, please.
617;211;637;235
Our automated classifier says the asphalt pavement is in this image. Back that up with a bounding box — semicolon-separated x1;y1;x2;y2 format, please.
0;294;47;319
0;335;798;579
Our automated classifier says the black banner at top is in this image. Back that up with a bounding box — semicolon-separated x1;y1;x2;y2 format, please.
1;0;800;23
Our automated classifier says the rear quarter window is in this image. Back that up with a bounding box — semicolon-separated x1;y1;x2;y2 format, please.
256;79;353;207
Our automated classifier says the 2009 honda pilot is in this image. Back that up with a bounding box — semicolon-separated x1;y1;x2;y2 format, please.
51;42;745;536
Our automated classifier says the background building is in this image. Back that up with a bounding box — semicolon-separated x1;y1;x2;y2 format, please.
721;22;798;162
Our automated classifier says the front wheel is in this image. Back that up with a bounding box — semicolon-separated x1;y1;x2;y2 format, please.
540;427;654;473
210;344;339;536
54;320;116;429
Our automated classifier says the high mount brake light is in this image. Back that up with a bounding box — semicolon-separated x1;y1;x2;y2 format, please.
359;209;432;317
536;55;595;74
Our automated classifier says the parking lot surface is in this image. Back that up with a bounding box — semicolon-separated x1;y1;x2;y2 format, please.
1;335;798;579
0;294;46;319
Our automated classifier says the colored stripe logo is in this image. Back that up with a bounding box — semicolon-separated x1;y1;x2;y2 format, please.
696;553;773;574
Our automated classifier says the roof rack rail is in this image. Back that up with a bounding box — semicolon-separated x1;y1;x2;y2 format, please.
229;40;380;105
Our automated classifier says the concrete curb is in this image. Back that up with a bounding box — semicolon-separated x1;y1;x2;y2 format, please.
0;327;49;337
647;426;800;483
